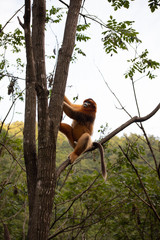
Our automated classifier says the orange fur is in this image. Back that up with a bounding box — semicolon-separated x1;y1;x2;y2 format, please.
59;96;96;163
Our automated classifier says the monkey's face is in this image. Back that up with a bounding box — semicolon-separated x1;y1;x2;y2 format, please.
83;98;97;111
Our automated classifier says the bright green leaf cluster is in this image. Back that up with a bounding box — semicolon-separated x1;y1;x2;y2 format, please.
72;24;91;61
108;0;135;11
77;23;91;32
46;6;63;23
76;24;91;42
125;49;160;79
0;28;24;53
102;16;141;54
76;33;91;42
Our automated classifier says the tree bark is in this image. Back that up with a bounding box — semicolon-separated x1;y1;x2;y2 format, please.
23;0;83;239
23;0;37;233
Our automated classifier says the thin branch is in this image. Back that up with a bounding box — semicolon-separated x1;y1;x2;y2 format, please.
59;0;69;8
50;175;99;229
97;66;132;118
17;16;24;29
59;0;107;28
56;158;71;178
58;165;73;191
99;103;160;146
131;77;159;175
0;5;25;32
123;183;151;208
0;89;25;133
124;135;156;171
0;142;26;172
49;203;122;239
119;145;160;222
3;201;26;221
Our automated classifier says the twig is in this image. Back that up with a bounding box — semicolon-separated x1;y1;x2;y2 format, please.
17;16;24;29
123;183;151;207
119;145;160;222
131;77;159;176
0;89;25;133
1;5;24;32
50;175;99;229
0;142;26;172
97;66;133;118
59;0;107;28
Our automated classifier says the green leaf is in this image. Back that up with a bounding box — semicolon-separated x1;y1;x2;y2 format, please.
102;16;141;54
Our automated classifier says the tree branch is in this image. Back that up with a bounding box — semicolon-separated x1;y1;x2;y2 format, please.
50;175;99;230
99;103;160;146
0;5;24;32
0;142;26;172
119;145;160;222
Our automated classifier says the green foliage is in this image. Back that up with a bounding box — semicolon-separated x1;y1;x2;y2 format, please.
98;122;109;139
125;49;160;79
51;133;160;239
46;6;63;23
76;33;90;42
77;23;91;32
71;23;91;61
0;26;25;84
108;0;160;12
107;0;135;10
0;127;27;239
0;28;25;53
102;16;141;54
148;0;160;12
1;122;160;239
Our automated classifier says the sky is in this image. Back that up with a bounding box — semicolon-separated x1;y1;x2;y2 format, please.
0;0;160;140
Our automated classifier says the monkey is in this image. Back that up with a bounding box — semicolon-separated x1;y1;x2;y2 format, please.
59;96;107;180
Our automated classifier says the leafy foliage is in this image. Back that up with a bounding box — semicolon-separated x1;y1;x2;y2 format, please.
46;6;63;23
102;16;141;54
0;26;25;88
71;24;91;61
0;127;27;239
0;122;160;239
107;0;135;11
125;49;160;79
0;28;25;53
148;0;160;12
108;0;160;12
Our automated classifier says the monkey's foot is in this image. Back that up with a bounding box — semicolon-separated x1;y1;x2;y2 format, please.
68;152;78;164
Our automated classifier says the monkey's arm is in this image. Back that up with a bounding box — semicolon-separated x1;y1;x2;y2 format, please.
64;96;81;109
63;102;79;119
64;96;72;106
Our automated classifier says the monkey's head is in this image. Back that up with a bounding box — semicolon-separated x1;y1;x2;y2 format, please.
83;98;97;112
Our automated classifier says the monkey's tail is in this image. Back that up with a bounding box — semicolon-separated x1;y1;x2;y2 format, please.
93;142;107;181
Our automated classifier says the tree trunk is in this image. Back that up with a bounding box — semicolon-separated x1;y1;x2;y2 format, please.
23;0;82;239
23;0;37;233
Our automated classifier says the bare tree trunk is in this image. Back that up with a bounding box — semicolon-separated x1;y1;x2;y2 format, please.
49;0;83;126
23;0;37;232
23;0;82;239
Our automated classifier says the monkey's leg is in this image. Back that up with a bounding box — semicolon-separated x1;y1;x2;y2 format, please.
69;133;92;163
59;123;75;148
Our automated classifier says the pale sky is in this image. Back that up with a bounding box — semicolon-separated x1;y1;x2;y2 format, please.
0;0;160;139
